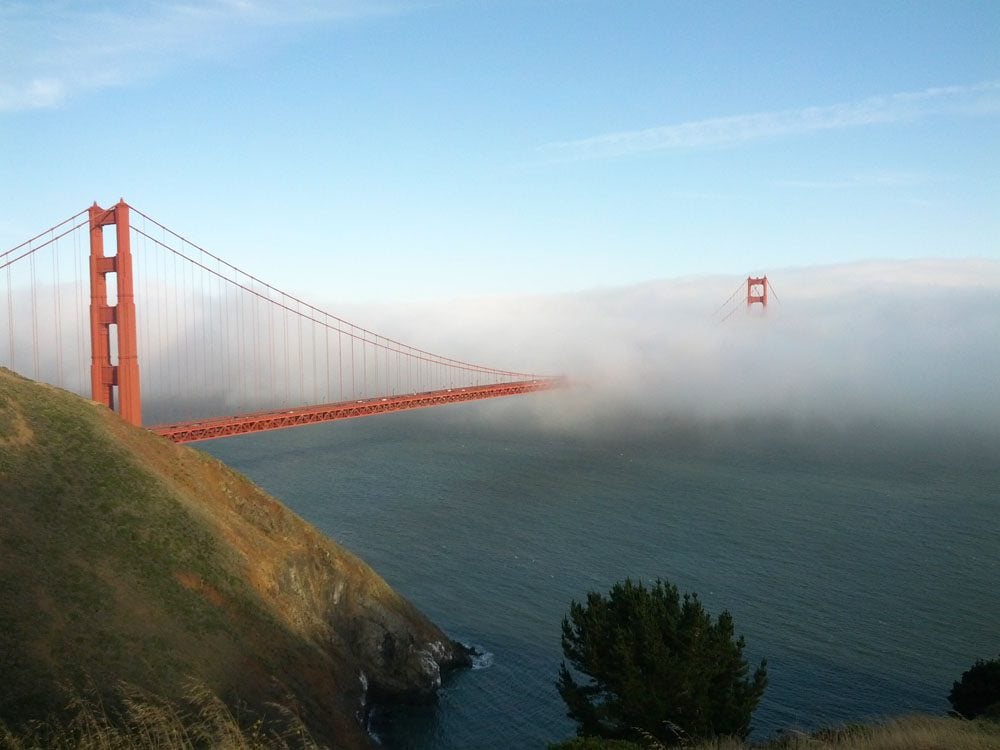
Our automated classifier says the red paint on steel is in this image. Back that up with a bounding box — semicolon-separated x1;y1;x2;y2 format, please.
89;201;142;426
89;203;114;411
115;202;142;426
747;275;768;309
150;378;566;443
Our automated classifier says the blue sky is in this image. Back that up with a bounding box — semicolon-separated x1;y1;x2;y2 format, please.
1;0;998;304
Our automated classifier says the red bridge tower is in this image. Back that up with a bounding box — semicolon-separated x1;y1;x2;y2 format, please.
747;276;768;310
89;200;141;427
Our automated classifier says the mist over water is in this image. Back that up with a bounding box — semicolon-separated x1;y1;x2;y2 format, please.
339;259;1000;436
8;252;997;745
202;405;999;748
192;260;1000;747
13;256;988;434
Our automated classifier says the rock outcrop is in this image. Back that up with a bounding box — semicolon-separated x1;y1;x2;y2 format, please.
0;368;468;748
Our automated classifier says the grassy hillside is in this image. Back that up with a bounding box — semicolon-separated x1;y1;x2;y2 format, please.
0;368;468;748
551;715;1000;749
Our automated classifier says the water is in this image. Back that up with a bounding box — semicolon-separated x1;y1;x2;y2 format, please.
201;400;1000;748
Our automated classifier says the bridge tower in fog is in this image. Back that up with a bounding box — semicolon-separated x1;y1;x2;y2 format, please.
715;275;779;322
747;276;768;310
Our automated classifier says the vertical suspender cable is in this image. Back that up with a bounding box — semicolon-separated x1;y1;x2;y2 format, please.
29;251;39;378
242;272;249;410
311;312;318;404
189;254;197;416
215;259;224;409
283;293;290;406
176;251;183;410
53;236;63;387
198;247;206;404
297;308;304;404
267;287;275;407
5;263;13;371
253;283;261;408
137;227;148;402
236;270;245;410
225;262;234;408
75;228;84;395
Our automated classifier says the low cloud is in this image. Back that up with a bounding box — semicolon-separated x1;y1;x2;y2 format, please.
347;259;1000;437
4;242;997;442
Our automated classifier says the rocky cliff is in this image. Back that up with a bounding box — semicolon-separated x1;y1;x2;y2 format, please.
0;368;469;748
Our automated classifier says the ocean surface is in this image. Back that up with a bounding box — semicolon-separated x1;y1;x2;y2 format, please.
201;397;1000;748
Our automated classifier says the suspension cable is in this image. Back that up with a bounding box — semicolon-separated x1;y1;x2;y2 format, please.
127;205;539;378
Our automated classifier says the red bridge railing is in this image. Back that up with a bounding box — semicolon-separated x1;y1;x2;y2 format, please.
151;378;565;443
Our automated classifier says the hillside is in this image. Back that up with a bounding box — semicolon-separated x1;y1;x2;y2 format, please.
0;368;469;748
551;715;1000;749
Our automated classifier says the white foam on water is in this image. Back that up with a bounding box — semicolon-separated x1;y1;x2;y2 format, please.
470;647;495;670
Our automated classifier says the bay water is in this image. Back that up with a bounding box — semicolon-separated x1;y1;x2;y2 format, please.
201;397;999;748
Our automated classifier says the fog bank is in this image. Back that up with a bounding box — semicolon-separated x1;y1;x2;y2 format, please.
337;259;1000;436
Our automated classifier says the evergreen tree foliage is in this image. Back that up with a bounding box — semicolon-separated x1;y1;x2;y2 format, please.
949;655;1000;719
556;578;767;745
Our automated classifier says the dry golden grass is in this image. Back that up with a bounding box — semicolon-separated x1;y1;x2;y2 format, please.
0;681;325;750
694;715;1000;750
1;367;455;747
555;716;1000;750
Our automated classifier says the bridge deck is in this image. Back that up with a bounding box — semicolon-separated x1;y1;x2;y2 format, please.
150;378;564;443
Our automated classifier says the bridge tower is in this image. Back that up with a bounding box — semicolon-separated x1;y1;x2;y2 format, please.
747;275;768;310
89;200;141;426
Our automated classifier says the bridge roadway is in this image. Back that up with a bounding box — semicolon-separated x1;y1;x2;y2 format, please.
150;378;565;443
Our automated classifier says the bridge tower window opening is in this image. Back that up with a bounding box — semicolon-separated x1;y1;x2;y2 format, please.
747;275;768;310
89;200;141;427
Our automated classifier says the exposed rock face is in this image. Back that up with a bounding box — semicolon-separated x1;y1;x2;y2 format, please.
0;368;468;748
234;501;472;709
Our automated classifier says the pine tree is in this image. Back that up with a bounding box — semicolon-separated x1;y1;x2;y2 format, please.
557;578;767;746
949;656;1000;719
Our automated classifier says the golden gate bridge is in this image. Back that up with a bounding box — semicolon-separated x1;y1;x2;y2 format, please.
1;200;563;443
714;274;780;322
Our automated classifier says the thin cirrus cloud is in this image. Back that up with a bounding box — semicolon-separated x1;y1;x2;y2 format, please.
771;171;939;190
0;0;422;113
540;81;1000;160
